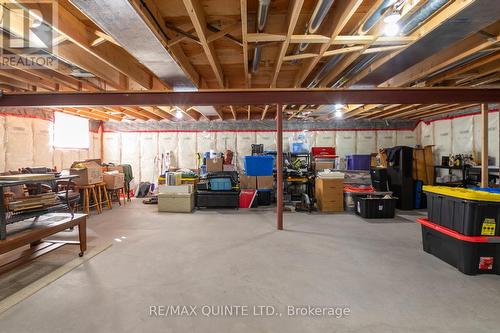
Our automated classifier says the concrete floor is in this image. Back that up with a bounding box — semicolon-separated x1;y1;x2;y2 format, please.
1;201;500;333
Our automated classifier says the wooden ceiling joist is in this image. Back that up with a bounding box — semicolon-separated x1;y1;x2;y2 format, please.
182;0;225;88
270;0;304;88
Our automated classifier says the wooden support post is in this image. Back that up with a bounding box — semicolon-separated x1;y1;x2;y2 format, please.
481;103;489;188
276;103;284;230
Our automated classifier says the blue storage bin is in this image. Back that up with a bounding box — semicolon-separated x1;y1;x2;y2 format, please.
209;178;233;191
244;156;274;176
346;154;371;170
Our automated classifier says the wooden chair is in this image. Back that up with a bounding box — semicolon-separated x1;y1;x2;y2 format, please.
107;187;125;206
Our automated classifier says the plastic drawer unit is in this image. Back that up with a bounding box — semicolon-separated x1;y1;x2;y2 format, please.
424;186;500;237
417;218;500;275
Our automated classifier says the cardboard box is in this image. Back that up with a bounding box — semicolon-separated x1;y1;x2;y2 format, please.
70;160;103;186
240;175;257;189
315;177;344;212
103;173;125;190
314;161;334;171
158;192;194;213
107;165;124;173
206;158;223;172
257;176;274;189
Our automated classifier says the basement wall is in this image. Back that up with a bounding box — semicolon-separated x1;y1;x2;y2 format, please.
102;119;419;183
0;112;101;173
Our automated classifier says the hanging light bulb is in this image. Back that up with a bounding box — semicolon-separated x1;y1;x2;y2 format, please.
383;22;400;36
334;103;345;110
334;110;343;118
384;8;402;24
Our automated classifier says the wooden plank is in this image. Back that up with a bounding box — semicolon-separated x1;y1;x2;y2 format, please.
240;0;249;88
182;0;224;88
270;0;304;88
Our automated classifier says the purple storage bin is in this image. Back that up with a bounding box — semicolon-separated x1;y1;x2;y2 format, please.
346;154;371;170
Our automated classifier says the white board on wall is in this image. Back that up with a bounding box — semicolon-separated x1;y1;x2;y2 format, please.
474;111;499;166
452;116;473;154
103;132;121;164
5;116;34;170
121;132;141;183
376;130;396;149
178;132;197;169
315;131;335;147
396;130;417;147
158;132;179;168
140;132;159;183
0;117;6;172
356;131;376;154
336;131;356;157
256;132;276;151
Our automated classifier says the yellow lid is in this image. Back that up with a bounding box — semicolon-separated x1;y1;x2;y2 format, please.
423;186;500;202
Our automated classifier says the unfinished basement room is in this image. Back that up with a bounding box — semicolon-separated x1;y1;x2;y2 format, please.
0;0;500;332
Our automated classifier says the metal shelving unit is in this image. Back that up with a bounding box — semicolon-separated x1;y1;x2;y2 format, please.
0;175;78;240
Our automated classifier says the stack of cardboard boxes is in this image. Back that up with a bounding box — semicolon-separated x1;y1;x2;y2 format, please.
240;175;273;190
70;160;103;186
315;176;344;212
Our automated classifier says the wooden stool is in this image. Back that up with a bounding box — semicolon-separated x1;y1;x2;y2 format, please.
78;184;101;215
107;187;125;206
95;182;112;211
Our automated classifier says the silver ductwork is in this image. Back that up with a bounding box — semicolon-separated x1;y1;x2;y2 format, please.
359;0;397;34
400;0;449;35
252;0;271;73
69;0;195;90
298;0;335;52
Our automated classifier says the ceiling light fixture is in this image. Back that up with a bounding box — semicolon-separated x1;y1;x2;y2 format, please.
383;8;402;24
383;22;400;36
175;107;183;119
334;110;343;118
334;103;345;110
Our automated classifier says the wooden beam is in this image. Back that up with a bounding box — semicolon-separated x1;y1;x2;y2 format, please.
182;0;224;87
428;52;500;86
290;34;330;44
261;105;270;120
270;0;304;88
247;33;287;43
0;68;58;91
240;0;249;88
206;21;241;43
294;0;363;87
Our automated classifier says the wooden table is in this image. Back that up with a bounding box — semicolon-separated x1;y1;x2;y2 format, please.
0;213;87;274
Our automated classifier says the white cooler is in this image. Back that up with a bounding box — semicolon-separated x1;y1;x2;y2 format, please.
158;192;195;213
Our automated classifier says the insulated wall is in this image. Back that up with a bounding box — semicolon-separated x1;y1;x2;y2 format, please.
0;115;100;173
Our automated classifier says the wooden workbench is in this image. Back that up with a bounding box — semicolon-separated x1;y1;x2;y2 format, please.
0;213;87;274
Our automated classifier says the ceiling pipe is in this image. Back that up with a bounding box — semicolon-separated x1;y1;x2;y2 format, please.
297;0;335;52
399;0;449;35
359;0;397;34
252;0;271;73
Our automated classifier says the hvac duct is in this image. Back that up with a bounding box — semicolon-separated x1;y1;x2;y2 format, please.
359;0;397;34
252;0;271;73
400;0;449;35
298;0;335;52
69;0;195;90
